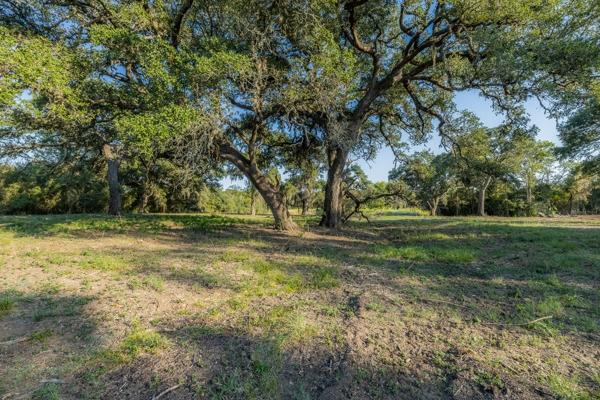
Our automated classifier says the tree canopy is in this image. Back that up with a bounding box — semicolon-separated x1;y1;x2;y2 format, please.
0;0;599;227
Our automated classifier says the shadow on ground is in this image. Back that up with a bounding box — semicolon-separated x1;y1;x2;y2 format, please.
1;214;598;399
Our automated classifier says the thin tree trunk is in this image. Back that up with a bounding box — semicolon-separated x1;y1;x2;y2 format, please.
568;193;576;215
526;184;533;205
140;191;149;213
320;146;348;229
139;169;150;213
525;183;533;216
477;177;492;216
250;192;256;216
102;144;122;216
428;197;439;216
301;197;308;215
220;144;297;231
455;192;460;216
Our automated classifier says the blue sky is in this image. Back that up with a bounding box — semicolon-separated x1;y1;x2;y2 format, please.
223;90;560;188
357;90;560;182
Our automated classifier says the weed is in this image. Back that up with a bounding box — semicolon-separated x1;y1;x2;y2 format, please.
120;326;167;357
30;329;53;342
0;297;15;318
474;370;505;393
1;213;599;399
308;267;339;289
32;383;60;400
546;373;591;400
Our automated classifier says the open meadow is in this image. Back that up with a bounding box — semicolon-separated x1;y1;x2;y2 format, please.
0;213;599;400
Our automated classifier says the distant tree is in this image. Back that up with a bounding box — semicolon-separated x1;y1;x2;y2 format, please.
0;27;128;214
390;152;456;216
287;164;320;216
515;138;555;213
309;0;598;228
448;113;527;216
0;0;333;230
564;166;597;215
559;100;600;173
342;164;407;222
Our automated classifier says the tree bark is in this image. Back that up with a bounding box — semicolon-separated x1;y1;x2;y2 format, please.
220;144;297;231
455;192;460;216
320;146;349;229
301;197;309;215
102;144;122;216
568;193;575;215
140;192;148;213
250;189;257;216
477;177;492;216
428;197;439;216
526;184;533;205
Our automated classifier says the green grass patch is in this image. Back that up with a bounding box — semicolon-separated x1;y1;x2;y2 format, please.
373;244;476;263
81;251;129;272
474;370;505;392
120;325;167;357
546;373;593;400
0;296;15;318
32;383;60;400
30;329;53;342
127;275;165;291
429;247;476;263
307;267;339;289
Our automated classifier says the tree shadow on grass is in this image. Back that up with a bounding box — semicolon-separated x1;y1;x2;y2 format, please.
57;216;599;335
0;289;99;399
0;213;270;238
200;220;600;335
2;215;599;398
78;318;514;400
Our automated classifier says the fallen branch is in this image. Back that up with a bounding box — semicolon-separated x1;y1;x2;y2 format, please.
343;189;406;223
483;316;553;326
152;383;183;400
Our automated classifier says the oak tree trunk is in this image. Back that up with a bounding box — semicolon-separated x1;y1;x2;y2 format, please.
477;177;492;216
320;146;348;229
220;144;297;231
102;144;122;216
526;184;533;205
140;191;149;213
301;198;308;216
569;193;575;215
455;193;460;216
428;197;439;216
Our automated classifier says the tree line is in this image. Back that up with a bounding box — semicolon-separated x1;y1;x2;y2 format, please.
0;0;598;229
1;128;597;217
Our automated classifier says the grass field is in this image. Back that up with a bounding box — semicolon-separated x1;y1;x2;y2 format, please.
0;212;599;399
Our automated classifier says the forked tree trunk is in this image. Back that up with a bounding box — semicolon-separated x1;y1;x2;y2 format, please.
320;146;348;229
102;144;122;216
428;197;439;216
220;144;297;231
477;177;492;216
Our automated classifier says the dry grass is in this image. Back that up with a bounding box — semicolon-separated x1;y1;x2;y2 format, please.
0;212;598;399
